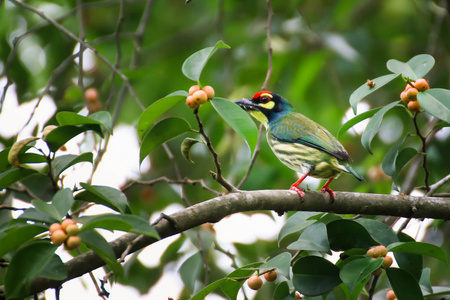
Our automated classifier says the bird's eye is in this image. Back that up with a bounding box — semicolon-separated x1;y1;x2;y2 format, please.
260;96;270;104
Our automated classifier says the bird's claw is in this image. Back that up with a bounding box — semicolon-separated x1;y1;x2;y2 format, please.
320;187;335;203
290;185;305;202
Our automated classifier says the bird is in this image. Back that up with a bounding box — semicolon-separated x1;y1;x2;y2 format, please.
234;91;364;200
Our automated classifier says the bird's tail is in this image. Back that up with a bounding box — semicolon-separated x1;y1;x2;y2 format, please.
341;164;365;182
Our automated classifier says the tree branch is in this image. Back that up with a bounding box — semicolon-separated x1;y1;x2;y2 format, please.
4;190;448;298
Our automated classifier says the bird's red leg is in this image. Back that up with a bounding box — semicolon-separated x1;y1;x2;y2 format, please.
290;172;311;198
320;178;335;201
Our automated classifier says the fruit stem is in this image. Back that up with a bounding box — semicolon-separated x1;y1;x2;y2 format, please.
412;112;430;191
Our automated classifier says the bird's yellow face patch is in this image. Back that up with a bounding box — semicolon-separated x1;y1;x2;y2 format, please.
249;111;269;128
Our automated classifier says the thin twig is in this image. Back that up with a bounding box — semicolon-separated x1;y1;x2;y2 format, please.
426;174;450;196
262;0;273;90
131;0;155;69
214;241;238;269
193;108;237;193
121;176;220;196
237;124;264;189
0;205;27;211
76;249;107;300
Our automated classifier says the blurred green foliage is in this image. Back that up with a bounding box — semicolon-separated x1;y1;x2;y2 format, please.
0;0;450;299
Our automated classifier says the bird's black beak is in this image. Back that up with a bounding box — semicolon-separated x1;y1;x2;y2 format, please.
234;98;260;111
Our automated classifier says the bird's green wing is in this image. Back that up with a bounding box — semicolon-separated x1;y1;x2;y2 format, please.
270;113;351;161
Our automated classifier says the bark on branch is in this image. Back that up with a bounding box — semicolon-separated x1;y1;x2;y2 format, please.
3;190;449;298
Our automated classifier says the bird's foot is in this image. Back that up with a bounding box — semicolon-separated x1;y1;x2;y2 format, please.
290;185;305;202
320;186;335;203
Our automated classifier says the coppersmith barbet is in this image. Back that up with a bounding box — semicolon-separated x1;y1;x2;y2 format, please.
235;91;364;200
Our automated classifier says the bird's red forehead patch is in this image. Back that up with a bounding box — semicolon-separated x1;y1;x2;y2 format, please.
253;90;272;99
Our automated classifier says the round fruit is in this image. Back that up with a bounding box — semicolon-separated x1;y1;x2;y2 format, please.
65;224;80;236
372;245;388;258
51;229;67;246
408;100;421;112
372;267;382;276
189;85;201;96
414;78;429;92
406;88;418;101
405;82;415;91
295;291;302;299
192;90;208;105
49;223;62;234
202;85;215;99
247;275;263;290
263;271;277;282
61;219;76;231
400;91;410;103
65;235;82;250
85;88;99;103
386;289;396;300
186;95;199;109
366;247;375;258
381;255;393;269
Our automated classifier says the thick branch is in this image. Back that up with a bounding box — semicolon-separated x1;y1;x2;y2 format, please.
6;190;450;297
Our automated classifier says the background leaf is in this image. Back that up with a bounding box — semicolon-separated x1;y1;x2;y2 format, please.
179;252;203;294
140;117;191;163
292;256;342;296
182;40;230;82
387;54;435;80
137;90;189;140
211;97;258;155
349;74;399;113
417;89;450;123
4;241;57;298
361;102;401;154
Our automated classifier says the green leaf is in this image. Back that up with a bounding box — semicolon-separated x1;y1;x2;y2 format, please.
137;90;190;140
4;241;57;298
179;252;203;294
221;262;264;300
393;147;418;182
278;212;318;247
338;107;382;139
292;256;342;296
382;135;409;176
260;252;292;279
387;54;435;80
44;124;103;152
339;257;382;293
288;222;330;254
52;153;94;177
38;254;67;280
327;219;379;251
57;111;108;128
361;101;401;154
355;218;399;246
394;232;423;281
78;229;123;276
0;168;37;190
417;89;450;123
190;278;227;300
273;281;293;300
349;74;399;114
211;97;259;155
0;224;49;258
80;214;159;238
419;268;433;294
388;241;447;264
18;152;47;164
140;117;191;163
76;183;130;214
32;199;62;221
182;40;230;82
386;268;424;300
87;111;113;133
181;137;204;164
